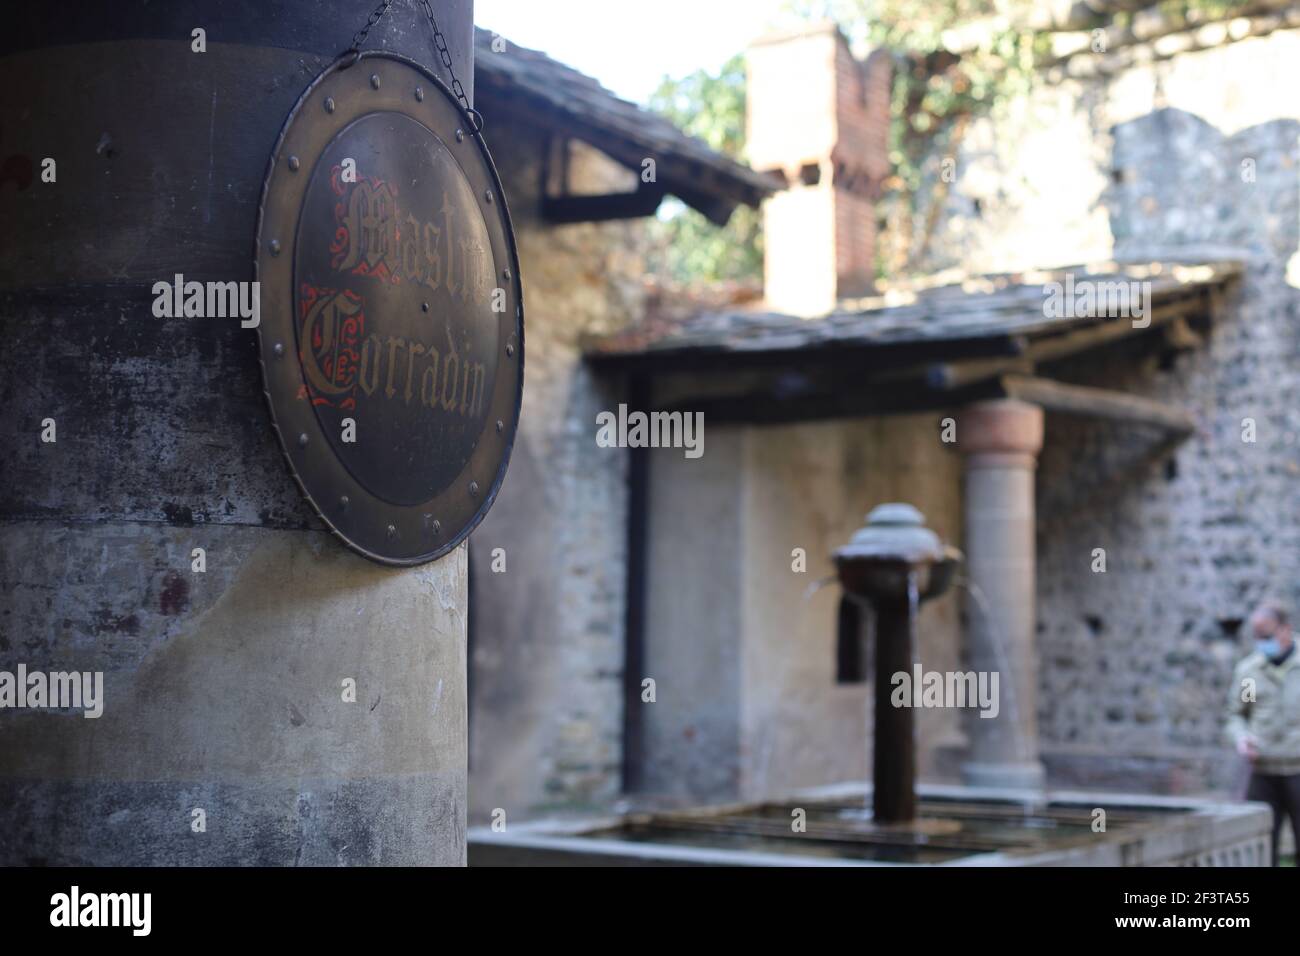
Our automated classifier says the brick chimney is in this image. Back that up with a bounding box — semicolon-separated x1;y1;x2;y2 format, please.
746;23;892;316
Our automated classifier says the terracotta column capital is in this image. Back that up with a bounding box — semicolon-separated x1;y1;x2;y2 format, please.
957;399;1044;467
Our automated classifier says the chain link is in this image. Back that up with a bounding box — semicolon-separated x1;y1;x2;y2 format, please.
350;0;394;53
418;0;472;116
348;0;483;134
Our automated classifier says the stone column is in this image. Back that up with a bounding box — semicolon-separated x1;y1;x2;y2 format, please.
957;399;1045;790
0;0;474;865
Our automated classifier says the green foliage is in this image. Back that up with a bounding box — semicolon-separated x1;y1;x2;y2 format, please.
644;54;763;286
648;53;747;156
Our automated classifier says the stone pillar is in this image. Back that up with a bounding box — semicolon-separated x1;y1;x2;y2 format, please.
0;0;474;865
957;400;1045;790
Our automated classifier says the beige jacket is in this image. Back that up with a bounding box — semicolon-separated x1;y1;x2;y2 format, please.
1225;648;1300;775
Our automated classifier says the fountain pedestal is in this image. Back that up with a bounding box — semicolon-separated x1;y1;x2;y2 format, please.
871;593;917;822
832;504;960;823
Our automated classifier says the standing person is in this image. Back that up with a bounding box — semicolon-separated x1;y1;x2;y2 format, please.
1226;600;1300;865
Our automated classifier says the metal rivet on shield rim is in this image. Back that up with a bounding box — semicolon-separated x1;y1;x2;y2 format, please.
324;96;335;113
297;433;308;447
339;495;349;510
270;239;281;256
496;420;504;433
421;301;429;312
485;189;494;204
505;343;514;357
455;129;464;143
387;524;397;538
370;74;380;90
503;268;511;280
273;342;284;357
415;86;424;102
469;481;480;498
433;519;442;535
287;155;300;172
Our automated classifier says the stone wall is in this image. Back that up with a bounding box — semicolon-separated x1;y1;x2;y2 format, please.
914;29;1300;794
638;430;746;799
466;116;644;818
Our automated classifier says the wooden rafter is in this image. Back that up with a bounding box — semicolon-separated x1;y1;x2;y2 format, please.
922;293;1212;390
998;374;1196;434
541;180;667;224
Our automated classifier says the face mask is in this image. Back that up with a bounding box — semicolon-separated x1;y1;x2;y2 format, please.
1257;638;1283;660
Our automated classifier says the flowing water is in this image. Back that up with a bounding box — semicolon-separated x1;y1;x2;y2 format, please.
954;575;1028;767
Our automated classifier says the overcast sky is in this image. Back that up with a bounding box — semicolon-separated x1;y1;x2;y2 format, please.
475;0;791;104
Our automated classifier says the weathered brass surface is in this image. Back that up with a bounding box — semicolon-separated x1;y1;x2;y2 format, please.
256;52;523;565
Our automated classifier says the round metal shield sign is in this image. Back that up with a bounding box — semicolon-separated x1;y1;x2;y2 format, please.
255;52;523;565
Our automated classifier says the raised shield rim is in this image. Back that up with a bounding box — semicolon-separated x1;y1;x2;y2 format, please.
254;50;524;566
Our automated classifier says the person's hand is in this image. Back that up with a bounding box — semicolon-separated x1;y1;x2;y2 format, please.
1236;734;1260;760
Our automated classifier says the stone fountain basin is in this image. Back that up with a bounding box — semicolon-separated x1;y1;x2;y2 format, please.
833;549;962;605
468;783;1271;867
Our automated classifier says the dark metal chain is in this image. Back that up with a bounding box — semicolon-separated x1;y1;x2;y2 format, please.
417;0;472;117
350;0;394;52
349;0;484;134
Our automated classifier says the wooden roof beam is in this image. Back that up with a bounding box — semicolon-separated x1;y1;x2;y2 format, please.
998;374;1195;435
921;291;1214;390
540;180;667;224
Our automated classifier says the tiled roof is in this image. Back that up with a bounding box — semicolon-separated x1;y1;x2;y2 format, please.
474;28;781;224
586;257;1244;363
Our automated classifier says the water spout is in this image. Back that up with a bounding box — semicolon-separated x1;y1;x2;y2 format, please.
907;569;919;662
801;574;840;602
